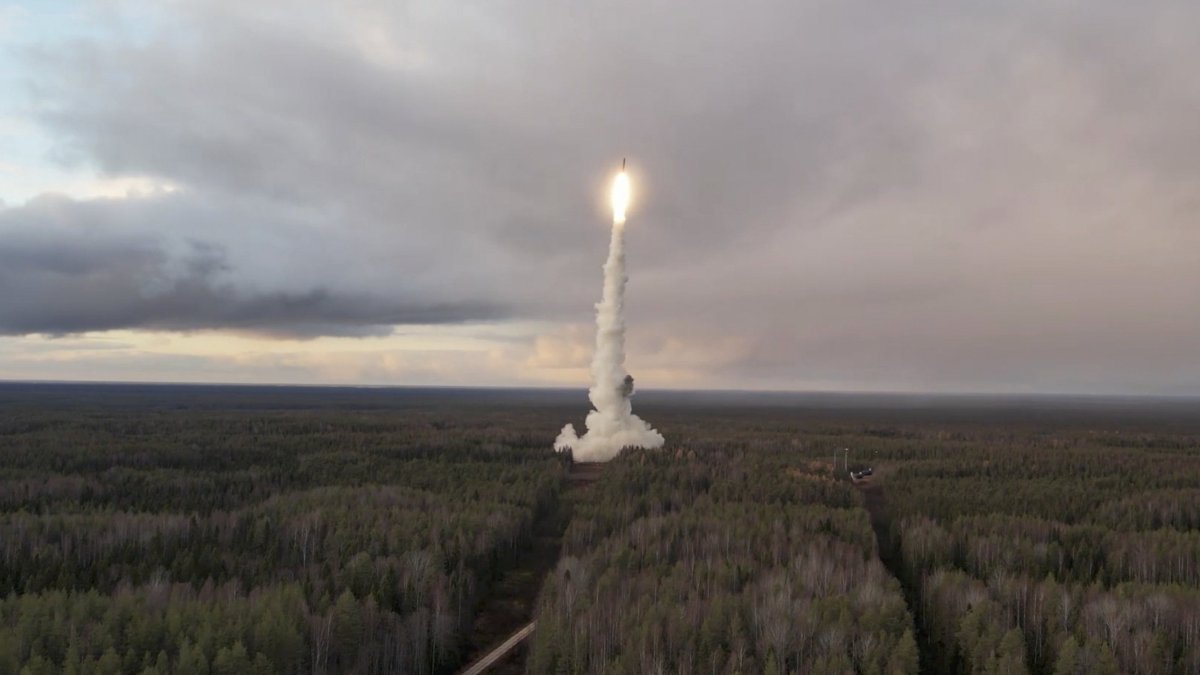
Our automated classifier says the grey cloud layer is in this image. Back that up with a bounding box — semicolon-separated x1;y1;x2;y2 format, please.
0;194;506;336
6;0;1200;391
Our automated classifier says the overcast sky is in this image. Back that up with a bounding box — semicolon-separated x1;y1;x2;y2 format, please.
1;0;1198;394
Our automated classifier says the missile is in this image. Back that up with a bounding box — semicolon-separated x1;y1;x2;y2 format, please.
622;158;626;171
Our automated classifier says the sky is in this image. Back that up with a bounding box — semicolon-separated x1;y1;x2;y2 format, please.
1;0;1198;395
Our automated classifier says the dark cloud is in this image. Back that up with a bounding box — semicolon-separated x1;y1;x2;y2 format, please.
5;0;1200;392
0;194;506;336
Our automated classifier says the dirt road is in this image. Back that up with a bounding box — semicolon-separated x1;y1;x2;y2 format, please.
455;462;602;674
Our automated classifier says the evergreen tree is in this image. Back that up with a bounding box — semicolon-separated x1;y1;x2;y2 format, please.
993;629;1028;675
330;590;362;667
213;641;251;675
95;648;121;675
887;630;919;675
1053;636;1079;675
175;640;208;675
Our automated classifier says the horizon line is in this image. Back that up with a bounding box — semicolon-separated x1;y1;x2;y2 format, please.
1;377;1197;402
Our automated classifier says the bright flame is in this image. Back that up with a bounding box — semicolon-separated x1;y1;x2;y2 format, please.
611;170;631;225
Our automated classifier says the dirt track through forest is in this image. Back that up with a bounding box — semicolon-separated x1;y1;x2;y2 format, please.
857;481;936;674
461;469;923;674
456;462;602;674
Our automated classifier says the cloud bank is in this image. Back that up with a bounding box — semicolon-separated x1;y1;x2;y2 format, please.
3;0;1200;393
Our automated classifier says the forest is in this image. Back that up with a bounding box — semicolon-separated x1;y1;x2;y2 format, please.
0;384;564;674
879;431;1200;674
0;383;1198;674
528;449;918;674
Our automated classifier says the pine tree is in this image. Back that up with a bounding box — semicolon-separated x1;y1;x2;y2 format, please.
1089;640;1120;675
19;653;56;675
251;652;273;675
330;591;362;667
176;641;209;675
887;630;920;675
993;629;1029;675
62;636;82;675
95;647;122;675
0;634;19;675
1053;636;1079;675
764;649;781;675
213;641;251;675
253;608;302;673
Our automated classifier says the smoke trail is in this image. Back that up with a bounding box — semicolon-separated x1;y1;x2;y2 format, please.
555;169;664;461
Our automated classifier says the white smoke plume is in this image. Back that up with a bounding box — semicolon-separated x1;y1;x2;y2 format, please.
555;169;665;462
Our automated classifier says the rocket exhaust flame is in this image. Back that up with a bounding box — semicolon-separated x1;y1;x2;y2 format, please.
555;161;665;462
611;169;630;226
